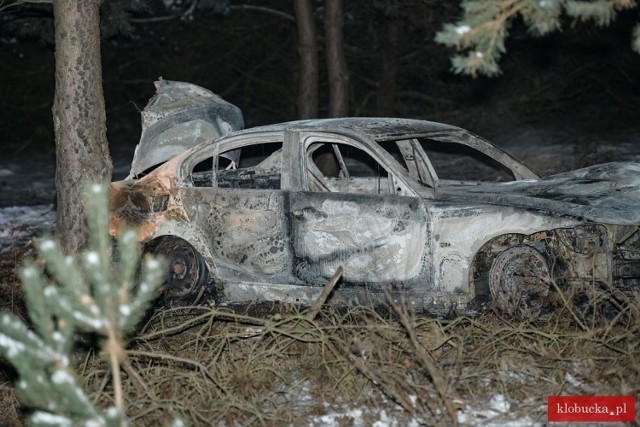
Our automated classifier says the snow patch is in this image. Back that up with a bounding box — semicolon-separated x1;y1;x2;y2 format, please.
489;394;510;412
0;205;55;264
457;394;543;426
564;372;584;388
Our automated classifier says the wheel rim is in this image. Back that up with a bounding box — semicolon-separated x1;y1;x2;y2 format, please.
153;239;208;306
489;245;551;317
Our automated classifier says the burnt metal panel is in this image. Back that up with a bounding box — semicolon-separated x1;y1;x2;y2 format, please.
437;162;640;225
179;187;294;285
289;191;430;289
129;79;244;177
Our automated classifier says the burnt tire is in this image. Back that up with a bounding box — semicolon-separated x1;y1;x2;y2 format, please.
150;238;209;307
489;244;551;318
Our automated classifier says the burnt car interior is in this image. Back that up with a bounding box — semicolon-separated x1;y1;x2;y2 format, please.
190;142;283;189
306;142;394;195
186;132;526;201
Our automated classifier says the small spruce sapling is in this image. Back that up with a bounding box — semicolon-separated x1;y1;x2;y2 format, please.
0;183;163;426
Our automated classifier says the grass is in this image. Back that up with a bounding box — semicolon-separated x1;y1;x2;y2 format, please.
1;261;639;426
84;286;640;425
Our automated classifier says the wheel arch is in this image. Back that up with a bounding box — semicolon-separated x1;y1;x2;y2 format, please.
142;225;217;273
143;235;212;306
469;233;531;299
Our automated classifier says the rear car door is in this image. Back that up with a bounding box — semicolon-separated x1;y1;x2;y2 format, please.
180;133;294;284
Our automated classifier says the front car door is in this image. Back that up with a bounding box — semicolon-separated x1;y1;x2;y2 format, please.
287;131;432;298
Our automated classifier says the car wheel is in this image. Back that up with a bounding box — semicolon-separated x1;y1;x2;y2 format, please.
489;244;551;318
151;238;209;307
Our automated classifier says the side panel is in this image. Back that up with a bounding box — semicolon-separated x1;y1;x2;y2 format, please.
180;188;294;284
429;202;582;294
289;191;431;289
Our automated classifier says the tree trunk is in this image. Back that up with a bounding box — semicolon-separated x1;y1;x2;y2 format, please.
53;0;112;253
377;19;400;116
293;0;319;119
324;0;349;117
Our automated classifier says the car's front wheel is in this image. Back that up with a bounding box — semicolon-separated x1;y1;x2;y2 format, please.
489;244;551;318
149;237;209;307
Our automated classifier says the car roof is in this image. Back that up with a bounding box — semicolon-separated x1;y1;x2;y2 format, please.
229;118;462;140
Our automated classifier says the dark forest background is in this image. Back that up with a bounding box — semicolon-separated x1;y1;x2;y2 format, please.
1;0;640;168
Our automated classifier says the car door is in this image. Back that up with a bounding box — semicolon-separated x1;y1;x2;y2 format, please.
179;133;294;284
287;131;432;290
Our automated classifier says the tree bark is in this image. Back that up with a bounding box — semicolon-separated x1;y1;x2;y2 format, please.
53;0;112;253
377;19;400;116
293;0;318;119
324;0;349;117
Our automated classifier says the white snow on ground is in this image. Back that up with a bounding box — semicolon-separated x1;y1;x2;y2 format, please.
456;395;544;426
0;204;55;262
307;393;545;426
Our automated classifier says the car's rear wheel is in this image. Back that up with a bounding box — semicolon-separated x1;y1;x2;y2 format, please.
150;237;209;307
489;244;551;318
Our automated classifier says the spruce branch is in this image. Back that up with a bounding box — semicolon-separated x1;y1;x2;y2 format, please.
0;183;163;426
437;0;639;76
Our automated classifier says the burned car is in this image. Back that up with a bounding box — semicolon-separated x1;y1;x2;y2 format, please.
110;82;640;314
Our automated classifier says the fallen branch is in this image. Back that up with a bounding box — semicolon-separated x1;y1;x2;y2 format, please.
385;289;459;426
305;266;343;321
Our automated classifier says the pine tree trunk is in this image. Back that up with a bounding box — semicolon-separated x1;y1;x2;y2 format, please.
53;0;112;254
324;0;349;117
377;19;399;116
293;0;319;119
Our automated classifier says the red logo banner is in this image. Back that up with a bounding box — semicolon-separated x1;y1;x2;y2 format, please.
548;396;635;422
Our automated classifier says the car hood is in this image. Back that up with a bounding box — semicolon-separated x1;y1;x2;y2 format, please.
436;162;640;225
128;79;244;178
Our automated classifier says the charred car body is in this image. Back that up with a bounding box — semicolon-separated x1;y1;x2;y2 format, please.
110;81;640;314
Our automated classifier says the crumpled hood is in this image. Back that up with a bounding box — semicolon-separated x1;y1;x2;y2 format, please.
437;162;640;225
128;79;244;178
